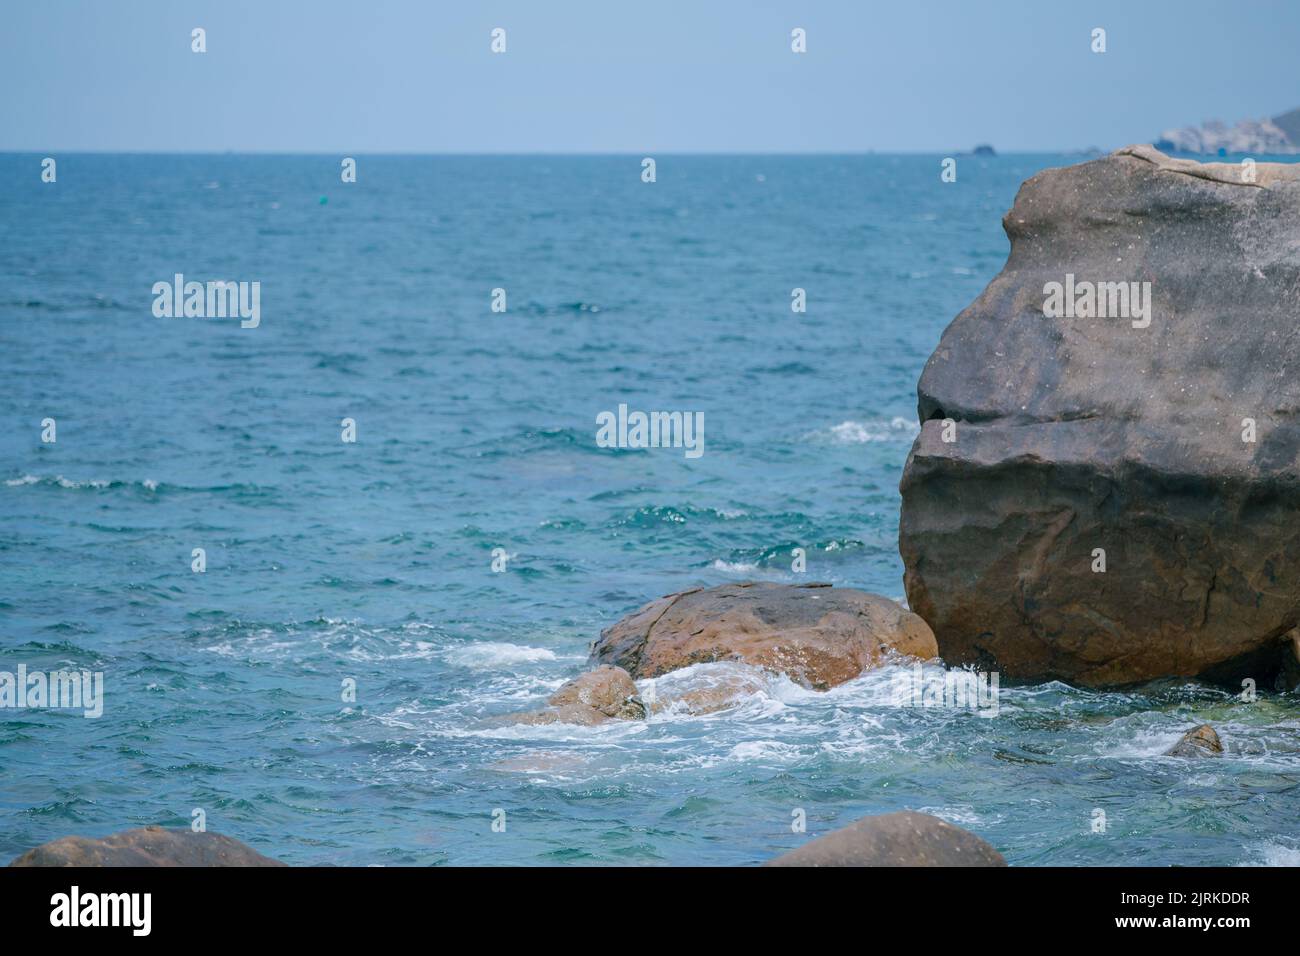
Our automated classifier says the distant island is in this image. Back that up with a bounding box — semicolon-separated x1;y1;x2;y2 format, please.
1156;105;1300;154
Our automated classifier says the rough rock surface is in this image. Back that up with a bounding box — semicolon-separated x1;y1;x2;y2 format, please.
1280;627;1300;692
1166;723;1224;757
900;145;1300;687
510;665;646;726
590;582;937;690
766;810;1006;867
9;826;284;867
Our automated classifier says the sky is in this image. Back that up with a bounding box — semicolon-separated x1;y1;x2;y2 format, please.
2;0;1298;153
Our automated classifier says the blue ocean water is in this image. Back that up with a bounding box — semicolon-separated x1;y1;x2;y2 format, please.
1;153;1297;866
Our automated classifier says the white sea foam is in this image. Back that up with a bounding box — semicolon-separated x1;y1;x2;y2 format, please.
457;716;651;743
726;740;805;763
444;642;558;669
809;418;919;445
1099;727;1188;759
1239;841;1300;866
710;559;760;575
916;805;988;828
6;474;111;488
4;473;148;490
639;661;790;721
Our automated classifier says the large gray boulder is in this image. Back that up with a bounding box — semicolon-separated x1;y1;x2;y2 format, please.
591;582;937;690
900;145;1300;687
9;826;285;866
766;811;1006;867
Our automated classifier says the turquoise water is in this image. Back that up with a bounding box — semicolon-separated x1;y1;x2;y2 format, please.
1;154;1296;866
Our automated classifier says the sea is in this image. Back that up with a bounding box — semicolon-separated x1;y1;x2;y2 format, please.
2;153;1297;866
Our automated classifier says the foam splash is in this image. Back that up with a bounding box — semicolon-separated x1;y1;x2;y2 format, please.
808;418;920;444
443;642;559;669
5;474;161;491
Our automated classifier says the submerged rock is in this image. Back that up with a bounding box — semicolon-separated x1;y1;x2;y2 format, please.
643;662;769;716
9;826;284;867
1166;723;1223;757
900;145;1300;687
766;810;1006;867
509;665;646;726
591;582;937;690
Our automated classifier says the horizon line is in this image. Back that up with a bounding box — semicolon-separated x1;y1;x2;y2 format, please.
0;147;1123;157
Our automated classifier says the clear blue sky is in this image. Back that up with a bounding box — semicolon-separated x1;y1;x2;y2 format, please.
2;0;1298;153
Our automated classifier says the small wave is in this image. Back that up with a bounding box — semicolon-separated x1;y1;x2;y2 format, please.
915;805;989;828
5;474;161;491
640;662;795;722
710;559;760;575
726;740;804;764
1239;840;1300;866
807;418;919;444
444;642;558;669
616;504;759;529
491;751;594;775
519;300;606;316
455;426;598;460
750;361;817;376
6;474;112;489
451;715;650;743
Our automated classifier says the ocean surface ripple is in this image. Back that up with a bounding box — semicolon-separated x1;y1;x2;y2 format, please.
1;154;1296;865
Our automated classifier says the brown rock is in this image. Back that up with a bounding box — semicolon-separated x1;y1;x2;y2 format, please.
1165;723;1223;757
900;145;1300;686
510;665;646;726
591;582;937;690
766;810;1006;867
9;826;285;867
548;665;645;718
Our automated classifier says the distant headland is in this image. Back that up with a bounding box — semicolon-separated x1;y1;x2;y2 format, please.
1156;105;1300;154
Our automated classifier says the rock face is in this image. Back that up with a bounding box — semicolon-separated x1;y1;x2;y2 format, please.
9;826;284;867
900;145;1300;687
1166;724;1224;757
591;582;937;690
510;665;646;726
1281;628;1300;692
766;811;1006;867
